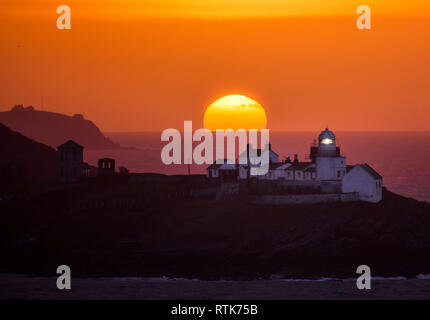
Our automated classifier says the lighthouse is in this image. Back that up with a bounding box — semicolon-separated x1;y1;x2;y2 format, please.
206;126;383;203
315;128;346;181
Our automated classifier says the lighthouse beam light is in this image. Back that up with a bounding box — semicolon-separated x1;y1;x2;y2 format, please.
321;138;333;145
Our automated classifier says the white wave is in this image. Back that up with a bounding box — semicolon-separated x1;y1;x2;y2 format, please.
171;277;201;282
371;276;407;280
280;276;408;282
112;277;144;281
113;276;201;282
281;277;341;282
112;274;429;282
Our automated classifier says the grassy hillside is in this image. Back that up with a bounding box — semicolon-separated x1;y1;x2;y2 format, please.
1;175;430;279
0;123;59;185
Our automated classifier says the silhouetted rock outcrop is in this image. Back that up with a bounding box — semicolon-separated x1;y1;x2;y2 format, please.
0;123;59;183
0;105;120;149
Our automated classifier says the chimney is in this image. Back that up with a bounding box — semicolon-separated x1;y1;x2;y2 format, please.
247;143;251;153
285;156;291;163
294;154;299;163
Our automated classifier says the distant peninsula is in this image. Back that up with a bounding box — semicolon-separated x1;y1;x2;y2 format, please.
0;105;120;150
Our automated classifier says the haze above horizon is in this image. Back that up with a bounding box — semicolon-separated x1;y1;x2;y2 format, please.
1;1;429;132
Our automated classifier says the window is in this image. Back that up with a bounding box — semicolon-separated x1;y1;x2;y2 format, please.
337;171;341;178
321;138;333;145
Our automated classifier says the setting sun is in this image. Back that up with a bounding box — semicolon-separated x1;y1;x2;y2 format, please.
203;94;267;131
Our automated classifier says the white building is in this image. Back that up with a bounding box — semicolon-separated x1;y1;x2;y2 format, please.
237;143;280;180
206;128;383;203
238;143;279;165
284;162;315;181
271;162;293;180
342;164;383;203
206;159;237;179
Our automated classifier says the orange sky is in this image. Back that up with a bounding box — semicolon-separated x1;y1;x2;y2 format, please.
1;1;430;131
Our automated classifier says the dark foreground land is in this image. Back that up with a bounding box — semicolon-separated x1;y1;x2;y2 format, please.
1;174;430;281
1;273;430;299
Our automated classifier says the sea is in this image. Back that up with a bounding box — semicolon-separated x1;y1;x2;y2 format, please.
1;272;430;299
84;132;430;203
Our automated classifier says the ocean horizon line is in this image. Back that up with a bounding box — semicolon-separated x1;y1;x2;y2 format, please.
104;130;430;134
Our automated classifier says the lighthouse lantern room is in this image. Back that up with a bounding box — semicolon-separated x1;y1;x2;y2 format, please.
315;128;346;181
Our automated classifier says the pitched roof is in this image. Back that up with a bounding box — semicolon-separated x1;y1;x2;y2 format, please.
359;163;382;179
347;164;382;180
285;162;312;171
207;163;223;170
207;159;235;170
58;140;83;150
269;162;284;170
239;148;279;158
275;163;292;170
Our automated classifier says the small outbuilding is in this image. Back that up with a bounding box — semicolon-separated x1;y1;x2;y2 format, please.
342;164;383;203
58;140;85;183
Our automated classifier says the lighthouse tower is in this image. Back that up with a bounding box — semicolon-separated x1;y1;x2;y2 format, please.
315;128;346;181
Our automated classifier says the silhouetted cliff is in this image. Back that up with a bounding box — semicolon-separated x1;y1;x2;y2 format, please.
0;105;120;149
0;123;59;184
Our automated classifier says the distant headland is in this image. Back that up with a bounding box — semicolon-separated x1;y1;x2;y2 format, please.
0;105;120;150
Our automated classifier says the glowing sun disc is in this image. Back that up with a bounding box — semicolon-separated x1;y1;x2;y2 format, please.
203;94;267;131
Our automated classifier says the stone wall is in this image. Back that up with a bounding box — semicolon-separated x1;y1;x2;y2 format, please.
247;192;359;205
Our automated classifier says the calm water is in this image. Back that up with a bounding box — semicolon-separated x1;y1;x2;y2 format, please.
85;132;430;202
